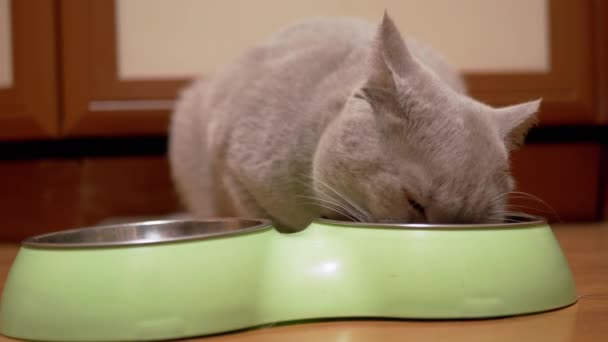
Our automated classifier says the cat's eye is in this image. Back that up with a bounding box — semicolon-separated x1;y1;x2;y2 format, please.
353;91;368;101
403;188;426;218
408;199;426;216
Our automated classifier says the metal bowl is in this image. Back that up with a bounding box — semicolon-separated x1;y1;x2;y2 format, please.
22;218;269;248
0;214;577;341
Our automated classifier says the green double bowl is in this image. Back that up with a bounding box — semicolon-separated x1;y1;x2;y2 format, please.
0;215;577;341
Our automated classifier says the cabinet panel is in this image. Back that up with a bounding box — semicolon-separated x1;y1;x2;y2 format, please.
0;0;12;88
596;0;608;124
0;160;82;241
467;0;595;124
60;0;595;137
116;0;549;79
511;143;601;222
0;156;180;242
60;0;184;137
80;157;180;225
0;0;58;140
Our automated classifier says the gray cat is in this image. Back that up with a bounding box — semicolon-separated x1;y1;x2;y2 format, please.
168;13;540;232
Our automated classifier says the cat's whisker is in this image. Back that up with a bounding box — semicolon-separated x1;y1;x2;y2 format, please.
504;204;555;215
487;191;561;222
487;217;506;224
292;175;315;192
318;191;369;223
485;208;520;223
486;213;507;223
295;194;365;222
488;191;513;205
299;171;373;222
304;186;365;222
314;182;366;219
293;173;370;222
297;200;360;222
486;193;514;219
489;191;542;206
311;176;373;222
506;191;554;207
502;218;527;223
504;192;561;222
487;209;541;223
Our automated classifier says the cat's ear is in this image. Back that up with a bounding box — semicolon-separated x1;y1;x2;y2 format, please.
495;99;541;150
366;12;416;90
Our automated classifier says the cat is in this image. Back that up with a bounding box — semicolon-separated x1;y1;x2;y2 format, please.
168;13;540;232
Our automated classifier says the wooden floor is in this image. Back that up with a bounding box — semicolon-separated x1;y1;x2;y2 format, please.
0;222;606;341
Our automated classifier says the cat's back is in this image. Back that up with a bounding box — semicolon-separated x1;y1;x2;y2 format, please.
190;16;465;158
199;18;377;146
205;17;375;103
203;17;464;112
262;17;374;53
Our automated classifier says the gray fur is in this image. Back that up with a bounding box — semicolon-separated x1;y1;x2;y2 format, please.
168;13;540;231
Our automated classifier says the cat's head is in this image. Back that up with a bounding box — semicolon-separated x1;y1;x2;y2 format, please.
312;13;540;224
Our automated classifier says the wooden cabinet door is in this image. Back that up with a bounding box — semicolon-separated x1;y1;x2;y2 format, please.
60;0;186;137
466;0;595;124
59;0;597;138
0;0;58;140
